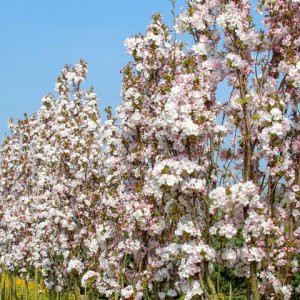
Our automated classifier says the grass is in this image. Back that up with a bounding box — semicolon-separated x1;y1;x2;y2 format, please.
0;272;248;300
0;273;77;300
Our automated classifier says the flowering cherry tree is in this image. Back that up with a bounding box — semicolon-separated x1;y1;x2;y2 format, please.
0;0;300;300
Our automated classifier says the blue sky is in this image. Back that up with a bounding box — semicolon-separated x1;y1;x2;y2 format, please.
0;0;186;140
0;0;260;141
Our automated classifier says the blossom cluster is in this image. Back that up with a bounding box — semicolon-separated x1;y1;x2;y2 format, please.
0;1;300;299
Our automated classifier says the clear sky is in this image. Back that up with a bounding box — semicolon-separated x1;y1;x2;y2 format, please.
0;0;186;141
0;0;260;142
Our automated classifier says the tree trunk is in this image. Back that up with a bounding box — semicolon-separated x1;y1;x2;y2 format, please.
250;262;260;300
